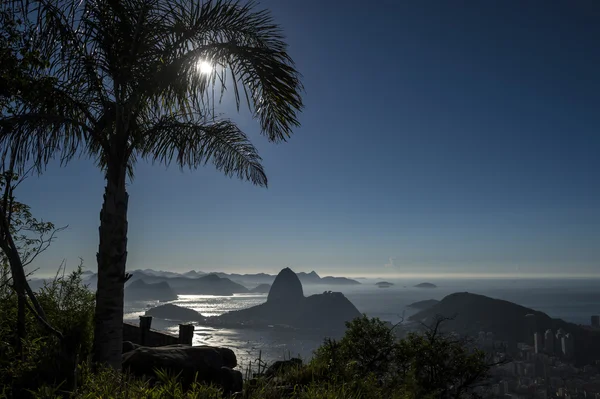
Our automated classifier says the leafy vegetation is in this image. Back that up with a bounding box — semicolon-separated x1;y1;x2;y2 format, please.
0;265;95;398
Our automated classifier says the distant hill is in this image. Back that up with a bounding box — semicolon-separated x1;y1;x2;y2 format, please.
320;276;361;285
409;292;600;366
182;270;206;278
249;283;271;293
95;271;248;296
146;304;204;322
406;299;439;310
125;280;177;301
376;281;394;288
83;268;361;293
414;282;437;288
213;270;361;286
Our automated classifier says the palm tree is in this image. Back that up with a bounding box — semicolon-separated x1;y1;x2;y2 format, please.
0;0;302;369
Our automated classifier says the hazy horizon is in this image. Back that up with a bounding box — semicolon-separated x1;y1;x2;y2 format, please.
31;265;600;281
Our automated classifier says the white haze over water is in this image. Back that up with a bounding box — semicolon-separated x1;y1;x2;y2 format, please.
124;278;600;368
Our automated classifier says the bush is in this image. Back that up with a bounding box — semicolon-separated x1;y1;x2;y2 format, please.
0;264;95;398
311;315;490;398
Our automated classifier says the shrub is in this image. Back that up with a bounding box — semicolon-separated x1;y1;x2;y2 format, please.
311;315;490;398
0;264;95;398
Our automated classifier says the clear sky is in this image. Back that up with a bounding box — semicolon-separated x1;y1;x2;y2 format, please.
20;0;600;278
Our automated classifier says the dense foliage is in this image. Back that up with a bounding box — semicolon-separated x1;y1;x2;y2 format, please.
0;266;95;398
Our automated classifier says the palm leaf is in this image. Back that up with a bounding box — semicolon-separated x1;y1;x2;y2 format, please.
141;114;267;186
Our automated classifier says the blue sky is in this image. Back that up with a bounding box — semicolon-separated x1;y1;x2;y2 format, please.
20;0;600;277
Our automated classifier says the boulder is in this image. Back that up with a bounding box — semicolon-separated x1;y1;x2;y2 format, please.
122;345;238;391
122;341;141;354
220;367;243;394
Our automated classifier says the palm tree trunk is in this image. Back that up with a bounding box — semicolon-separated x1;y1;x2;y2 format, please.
93;159;128;369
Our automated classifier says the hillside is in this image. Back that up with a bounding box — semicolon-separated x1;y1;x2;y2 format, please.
406;299;439;310
125;280;178;301
127;272;249;295
409;292;600;366
83;269;361;290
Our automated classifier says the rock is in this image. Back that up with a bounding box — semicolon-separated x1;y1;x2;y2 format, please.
122;345;238;391
145;303;204;322
220;367;243;394
267;267;304;304
264;358;302;378
250;283;271;293
208;269;361;332
125;279;178;301
122;341;141;354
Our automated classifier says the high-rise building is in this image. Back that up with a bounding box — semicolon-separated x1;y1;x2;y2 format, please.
555;330;565;355
534;331;543;354
592;315;600;327
525;314;537;345
561;333;574;358
544;329;554;355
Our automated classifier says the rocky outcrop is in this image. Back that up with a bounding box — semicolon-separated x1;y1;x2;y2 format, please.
125;279;178;301
122;345;241;394
145;303;204;322
206;268;361;332
267;267;304;304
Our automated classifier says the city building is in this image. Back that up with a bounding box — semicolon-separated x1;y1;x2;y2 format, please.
562;333;574;358
534;331;543;354
592;315;600;328
544;329;555;355
556;329;565;355
525;314;537;345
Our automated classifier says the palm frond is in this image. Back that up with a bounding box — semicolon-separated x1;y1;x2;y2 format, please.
141;0;303;143
140;114;267;187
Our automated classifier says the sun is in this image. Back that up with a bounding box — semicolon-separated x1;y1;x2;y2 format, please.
197;60;213;75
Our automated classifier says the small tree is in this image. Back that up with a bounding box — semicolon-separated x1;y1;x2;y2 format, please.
313;315;493;398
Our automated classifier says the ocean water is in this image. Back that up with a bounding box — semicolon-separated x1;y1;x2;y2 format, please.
124;278;600;368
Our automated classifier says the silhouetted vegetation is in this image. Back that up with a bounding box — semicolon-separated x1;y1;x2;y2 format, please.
1;0;304;369
0;265;95;398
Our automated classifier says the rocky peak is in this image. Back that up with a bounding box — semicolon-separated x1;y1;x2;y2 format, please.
267;267;304;303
